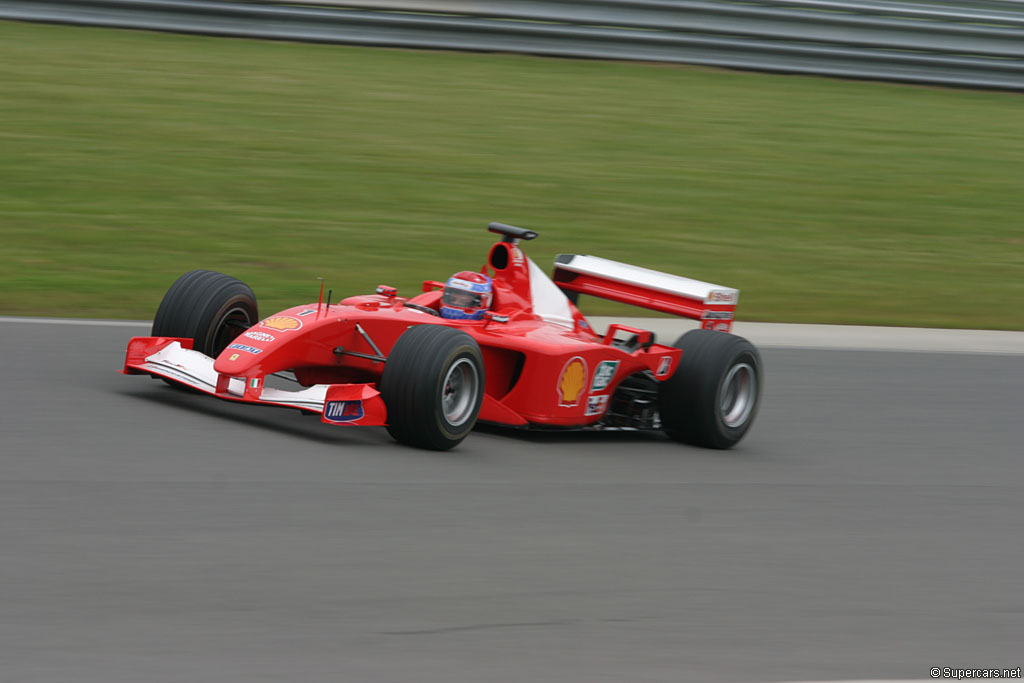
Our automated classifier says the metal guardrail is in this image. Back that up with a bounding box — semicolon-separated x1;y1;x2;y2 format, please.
2;0;1023;90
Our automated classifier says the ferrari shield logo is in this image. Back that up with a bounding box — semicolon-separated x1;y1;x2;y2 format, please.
557;356;588;407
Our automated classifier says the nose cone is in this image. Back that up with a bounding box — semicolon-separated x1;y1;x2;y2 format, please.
211;311;311;375
213;340;265;374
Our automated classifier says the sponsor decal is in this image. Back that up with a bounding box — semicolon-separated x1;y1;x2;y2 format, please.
591;360;620;391
585;394;610;416
701;311;734;320
449;278;491;293
713;322;731;332
260;316;302;331
323;400;364;423
227;343;262;355
229;353;240;361
243;331;276;343
297;309;317;317
706;290;738;304
557;356;588;407
249;378;260;389
578;320;589;330
656;356;672;376
511;247;524;266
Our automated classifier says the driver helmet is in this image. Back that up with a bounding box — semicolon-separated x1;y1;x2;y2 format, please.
440;271;493;320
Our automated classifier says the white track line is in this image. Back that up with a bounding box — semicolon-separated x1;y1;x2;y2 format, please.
2;315;1022;354
593;317;1024;355
0;316;149;327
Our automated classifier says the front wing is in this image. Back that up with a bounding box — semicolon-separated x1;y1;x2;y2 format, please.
122;337;387;426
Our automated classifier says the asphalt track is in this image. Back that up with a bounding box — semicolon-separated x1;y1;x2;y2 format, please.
2;319;1022;683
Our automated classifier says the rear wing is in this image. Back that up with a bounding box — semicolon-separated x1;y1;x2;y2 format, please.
552;254;738;332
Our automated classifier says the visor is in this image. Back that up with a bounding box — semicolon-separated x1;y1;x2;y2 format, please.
443;288;483;309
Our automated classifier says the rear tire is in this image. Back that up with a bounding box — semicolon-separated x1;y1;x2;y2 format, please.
151;270;258;358
379;325;485;451
659;329;762;449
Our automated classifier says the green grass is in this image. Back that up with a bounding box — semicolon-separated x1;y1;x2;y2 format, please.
2;21;1022;329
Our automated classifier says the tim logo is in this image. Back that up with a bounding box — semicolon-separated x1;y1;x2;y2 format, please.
324;400;364;423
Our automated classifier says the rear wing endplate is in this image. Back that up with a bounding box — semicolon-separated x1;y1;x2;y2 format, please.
553;254;738;332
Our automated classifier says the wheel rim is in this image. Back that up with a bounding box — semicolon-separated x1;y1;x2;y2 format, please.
721;362;756;428
211;305;254;356
441;357;479;427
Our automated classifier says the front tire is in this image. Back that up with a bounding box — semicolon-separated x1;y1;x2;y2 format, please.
379;325;485;451
659;329;762;449
151;270;258;357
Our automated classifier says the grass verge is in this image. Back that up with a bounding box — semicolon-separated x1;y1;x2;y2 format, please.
1;20;1022;328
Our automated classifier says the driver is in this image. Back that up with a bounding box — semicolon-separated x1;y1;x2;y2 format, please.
440;271;493;320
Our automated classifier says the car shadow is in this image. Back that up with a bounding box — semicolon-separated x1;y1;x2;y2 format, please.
473;421;668;446
115;383;693;453
115;383;385;448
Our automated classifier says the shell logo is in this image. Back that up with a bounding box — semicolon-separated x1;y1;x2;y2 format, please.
260;316;302;332
557;356;588;407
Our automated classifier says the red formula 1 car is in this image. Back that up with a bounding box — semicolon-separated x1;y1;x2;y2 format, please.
123;223;762;450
